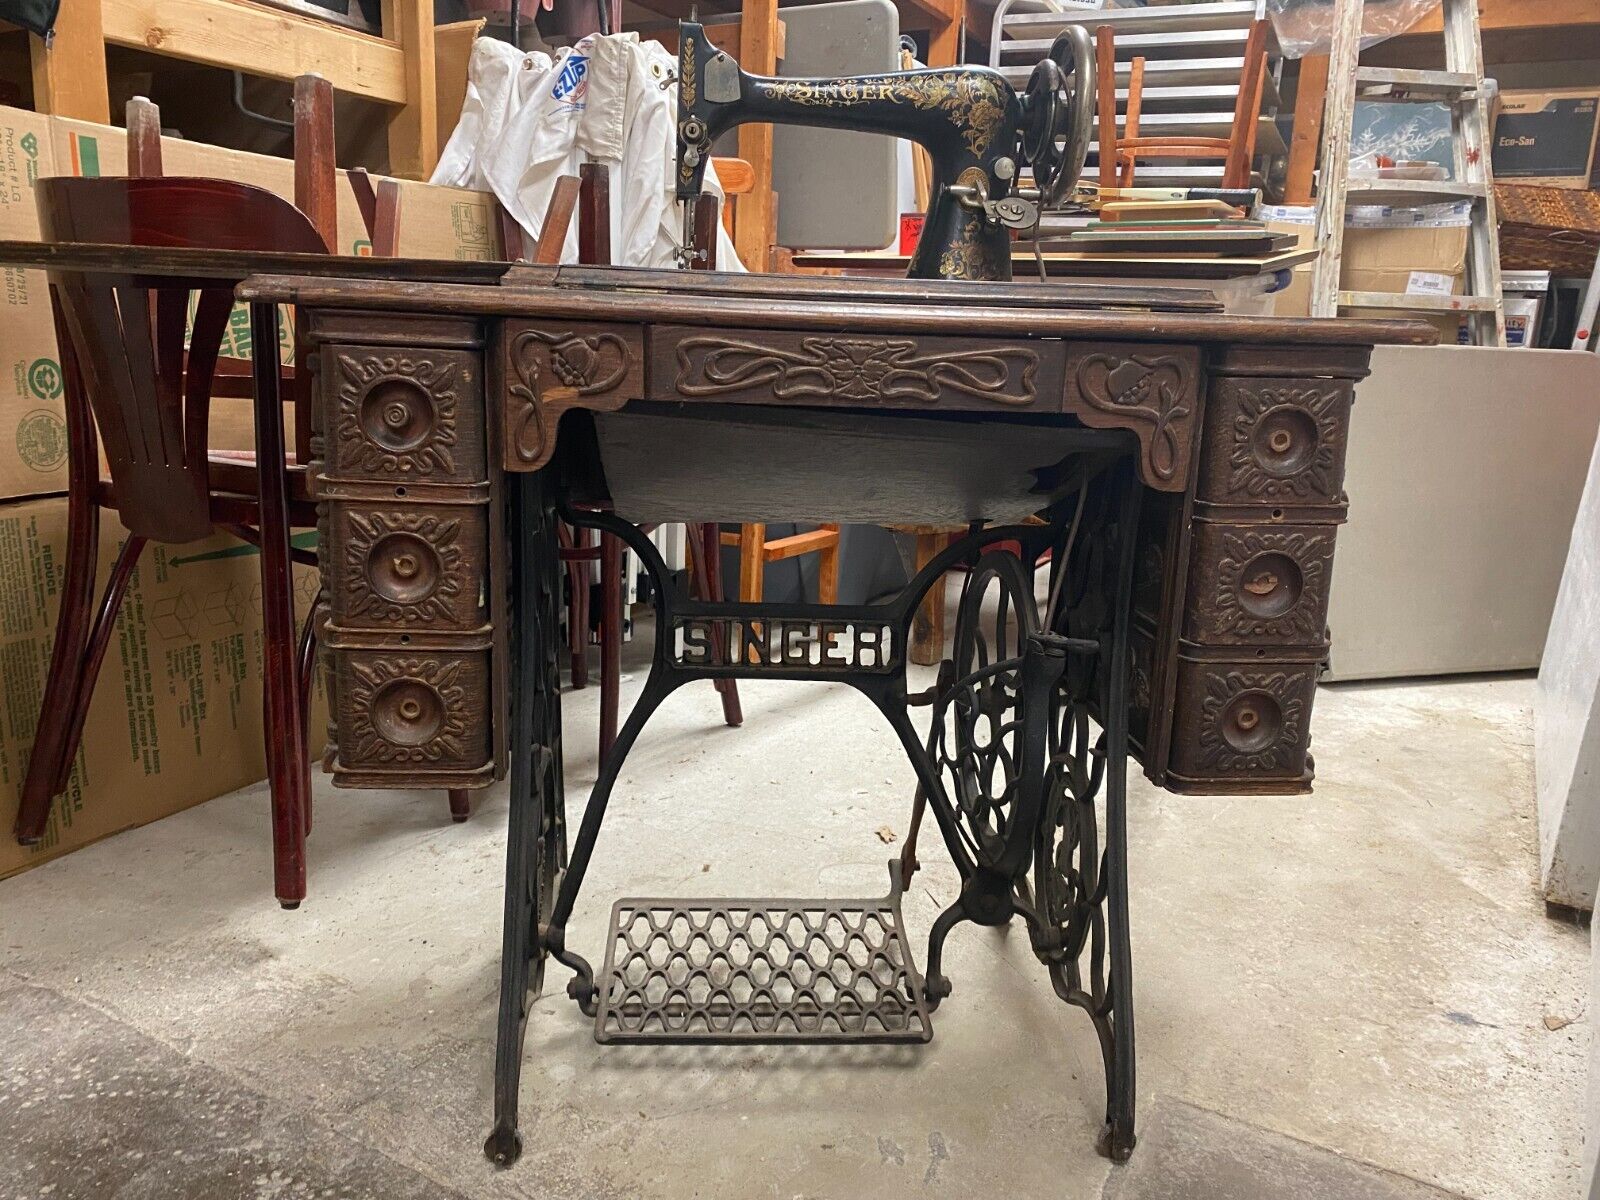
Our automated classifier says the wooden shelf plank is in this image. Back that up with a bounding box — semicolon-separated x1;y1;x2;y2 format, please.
101;0;409;104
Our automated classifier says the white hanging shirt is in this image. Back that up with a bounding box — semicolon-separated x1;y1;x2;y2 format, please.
433;33;744;271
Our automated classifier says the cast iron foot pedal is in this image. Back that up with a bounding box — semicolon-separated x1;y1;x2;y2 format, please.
594;861;933;1044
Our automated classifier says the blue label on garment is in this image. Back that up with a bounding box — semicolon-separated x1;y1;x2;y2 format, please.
553;55;589;111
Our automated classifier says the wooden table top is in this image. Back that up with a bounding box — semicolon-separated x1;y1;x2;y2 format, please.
243;264;1438;348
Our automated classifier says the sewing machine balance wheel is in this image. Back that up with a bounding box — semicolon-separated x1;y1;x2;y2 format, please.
1021;27;1095;210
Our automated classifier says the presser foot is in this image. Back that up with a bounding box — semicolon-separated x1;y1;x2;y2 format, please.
591;861;932;1044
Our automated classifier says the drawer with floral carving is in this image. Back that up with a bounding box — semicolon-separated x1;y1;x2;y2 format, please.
320;345;487;486
650;326;1064;413
1181;520;1338;648
1195;377;1355;512
325;502;490;634
326;649;495;786
1165;653;1322;793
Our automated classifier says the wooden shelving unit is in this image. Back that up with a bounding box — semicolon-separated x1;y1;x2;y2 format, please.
18;0;439;178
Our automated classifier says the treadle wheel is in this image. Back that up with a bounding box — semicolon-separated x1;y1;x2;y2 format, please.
932;551;1041;869
593;862;932;1043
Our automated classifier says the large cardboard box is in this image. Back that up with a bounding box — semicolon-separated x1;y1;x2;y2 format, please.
0;495;324;879
0;105;502;502
1265;203;1468;340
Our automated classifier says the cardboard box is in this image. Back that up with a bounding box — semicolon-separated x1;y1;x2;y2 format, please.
0;495;325;880
0;104;503;503
1265;204;1468;340
1493;89;1600;190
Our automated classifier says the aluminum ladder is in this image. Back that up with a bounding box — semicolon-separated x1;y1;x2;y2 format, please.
1309;0;1504;345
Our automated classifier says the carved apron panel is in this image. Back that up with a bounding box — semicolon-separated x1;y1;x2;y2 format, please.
504;321;644;472
653;326;1063;412
1064;344;1202;492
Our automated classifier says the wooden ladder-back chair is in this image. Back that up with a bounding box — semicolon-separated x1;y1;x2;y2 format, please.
1096;19;1270;191
534;164;743;757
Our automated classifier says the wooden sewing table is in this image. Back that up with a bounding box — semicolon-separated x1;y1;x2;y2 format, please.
0;238;1434;1167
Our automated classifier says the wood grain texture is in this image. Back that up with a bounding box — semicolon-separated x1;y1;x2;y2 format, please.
102;0;408;102
240;269;1439;347
381;0;438;180
30;3;109;122
503;320;643;472
1064;343;1202;492
655;326;1064;413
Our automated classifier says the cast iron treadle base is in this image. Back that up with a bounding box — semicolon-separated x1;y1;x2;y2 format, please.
594;862;933;1044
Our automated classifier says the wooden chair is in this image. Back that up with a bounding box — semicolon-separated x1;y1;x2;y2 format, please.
533;165;743;757
1095;19;1270;191
16;89;467;910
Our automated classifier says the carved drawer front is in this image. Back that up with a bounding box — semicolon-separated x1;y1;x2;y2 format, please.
652;325;1064;413
1196;377;1354;510
1182;520;1338;647
1064;343;1202;492
326;502;489;634
1166;655;1321;794
504;321;645;472
323;346;486;484
328;649;494;785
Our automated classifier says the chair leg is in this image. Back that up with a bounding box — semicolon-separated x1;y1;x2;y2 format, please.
910;531;948;667
50;533;149;797
15;499;103;844
562;523;590;689
598;532;623;759
448;789;472;822
296;597;323;838
816;523;841;606
252;302;309;910
687;522;742;728
738;522;765;665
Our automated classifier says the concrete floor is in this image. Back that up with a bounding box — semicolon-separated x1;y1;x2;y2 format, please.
0;642;1589;1199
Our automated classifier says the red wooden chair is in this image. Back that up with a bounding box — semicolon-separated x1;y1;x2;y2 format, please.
17;87;468;908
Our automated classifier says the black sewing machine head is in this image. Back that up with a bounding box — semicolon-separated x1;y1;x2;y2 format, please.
675;21;1092;281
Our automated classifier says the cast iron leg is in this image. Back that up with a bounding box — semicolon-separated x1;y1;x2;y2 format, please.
487;472;566;1168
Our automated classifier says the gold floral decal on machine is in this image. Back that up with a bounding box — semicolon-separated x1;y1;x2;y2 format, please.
760;74;1008;159
674;335;1039;405
508;328;633;468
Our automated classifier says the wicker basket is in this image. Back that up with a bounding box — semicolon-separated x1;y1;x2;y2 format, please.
1496;184;1600;276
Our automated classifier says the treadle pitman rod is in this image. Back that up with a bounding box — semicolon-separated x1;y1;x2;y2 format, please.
487;456;1143;1168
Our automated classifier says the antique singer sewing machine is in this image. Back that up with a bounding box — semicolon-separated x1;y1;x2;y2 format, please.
674;18;1093;279
207;18;1430;1182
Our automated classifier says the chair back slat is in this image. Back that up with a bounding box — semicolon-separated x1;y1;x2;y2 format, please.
38;175;329;542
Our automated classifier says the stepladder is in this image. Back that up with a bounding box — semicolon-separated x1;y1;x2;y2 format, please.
1309;0;1505;345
